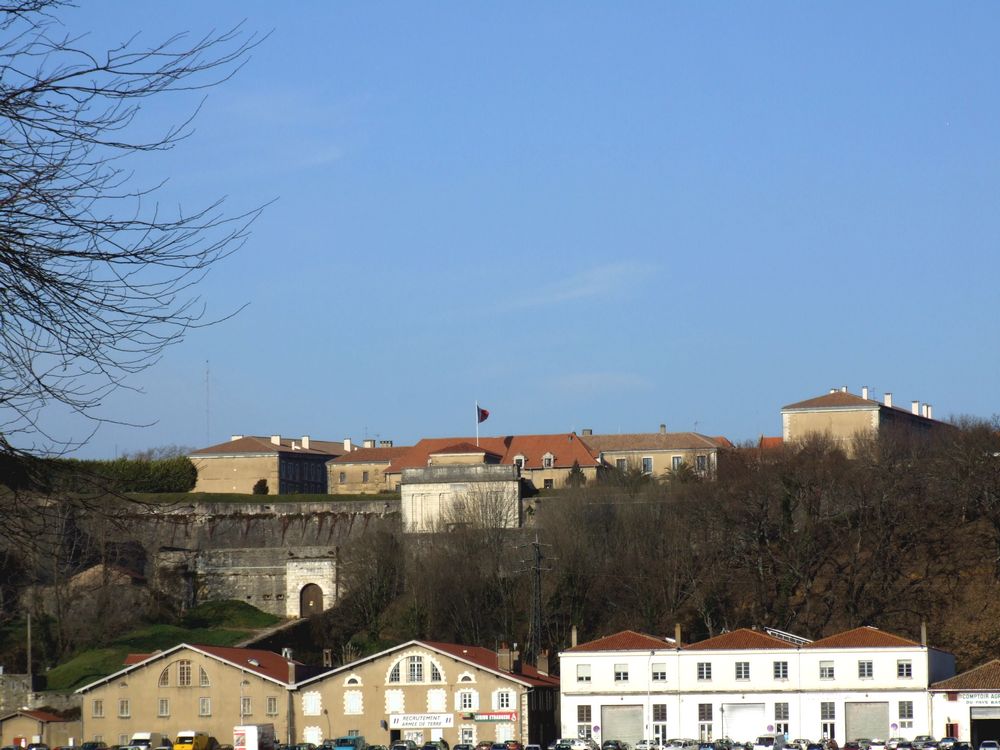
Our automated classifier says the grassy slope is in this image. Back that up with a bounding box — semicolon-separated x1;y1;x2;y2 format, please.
44;601;282;691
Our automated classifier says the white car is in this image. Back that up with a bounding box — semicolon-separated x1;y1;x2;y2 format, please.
978;743;998;750
636;742;664;750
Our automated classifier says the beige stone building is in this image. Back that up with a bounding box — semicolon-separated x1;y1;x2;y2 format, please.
0;709;81;747
781;386;952;453
580;427;732;480
400;459;521;533
292;641;559;747
74;644;315;746
190;435;347;494
328;442;408;495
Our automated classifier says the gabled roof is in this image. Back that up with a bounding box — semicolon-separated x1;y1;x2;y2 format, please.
76;642;304;693
0;709;67;723
430;442;502;458
565;630;675;653
759;436;784;450
932;659;1000;690
191;436;344;458
805;626;921;649
386;434;600;474
583;432;729;453
295;639;559;689
782;392;878;411
685;628;793;650
329;446;409;465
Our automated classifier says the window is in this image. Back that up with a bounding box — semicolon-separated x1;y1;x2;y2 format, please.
460;691;475;710
859;660;873;679
899;701;913;729
577;664;592;682
92;699;104;718
158;698;169;717
199;697;211;717
345;691;363;715
178;660;192;687
200;667;210;687
698;704;713;741
339;472;346;483
514;455;526;470
120;736;130;747
735;662;750;680
302;691;322;716
362;471;370;483
773;661;788;679
614;663;629;682
544;478;554;489
431;663;442;682
652;662;667;681
653;704;668;743
699;704;713;721
697;662;712;680
775;702;789;735
497;691;513;709
577;704;593;739
118;699;130;718
266;696;278;716
696;455;707;472
389;662;400;682
898;659;913;678
821;701;836;739
543;453;554;468
158;668;169;687
820;660;835;679
408;656;424;682
616;458;627;472
642;457;653;475
672;456;683;470
241;696;252;716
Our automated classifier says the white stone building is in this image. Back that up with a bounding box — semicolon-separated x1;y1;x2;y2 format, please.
559;627;956;747
930;659;1000;748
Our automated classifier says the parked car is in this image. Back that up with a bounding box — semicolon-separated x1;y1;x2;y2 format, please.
951;744;971;750
869;740;886;750
806;744;825;750
939;741;957;750
887;741;906;750
603;742;629;750
843;743;861;750
638;742;664;750
454;745;474;750
504;742;523;750
913;739;936;750
526;745;541;750
978;743;998;750
393;743;419;750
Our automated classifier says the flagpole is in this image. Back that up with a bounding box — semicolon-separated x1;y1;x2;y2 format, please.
475;400;479;447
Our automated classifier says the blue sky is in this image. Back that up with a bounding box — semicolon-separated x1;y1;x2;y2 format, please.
34;2;1000;457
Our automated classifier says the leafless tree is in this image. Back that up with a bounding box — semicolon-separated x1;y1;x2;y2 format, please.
0;1;264;458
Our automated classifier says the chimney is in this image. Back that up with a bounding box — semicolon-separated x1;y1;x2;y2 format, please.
841;385;848;393
231;435;244;441
287;660;296;685
582;429;592;437
829;388;836;394
343;438;353;452
674;622;682;648
498;643;512;672
270;435;281;446
512;644;522;673
302;435;311;450
921;621;928;647
571;625;578;647
282;647;293;659
912;400;920;415
363;439;376;449
380;440;393;448
927;404;933;420
659;424;667;434
861;386;869;401
537;649;549;676
322;649;333;668
884;393;893;408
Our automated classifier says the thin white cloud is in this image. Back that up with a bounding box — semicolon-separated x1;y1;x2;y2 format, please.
506;261;654;309
552;371;654;395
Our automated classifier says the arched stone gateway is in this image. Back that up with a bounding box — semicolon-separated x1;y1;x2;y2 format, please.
299;582;323;617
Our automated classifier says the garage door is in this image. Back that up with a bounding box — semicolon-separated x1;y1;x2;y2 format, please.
845;702;889;741
722;703;765;744
602;705;644;747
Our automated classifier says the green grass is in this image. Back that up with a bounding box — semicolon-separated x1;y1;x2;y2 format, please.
44;601;283;691
130;491;396;504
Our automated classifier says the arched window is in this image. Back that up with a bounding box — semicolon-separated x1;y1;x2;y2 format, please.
178;660;192;687
158;668;169;687
200;667;210;687
407;655;423;682
388;662;400;683
430;663;442;682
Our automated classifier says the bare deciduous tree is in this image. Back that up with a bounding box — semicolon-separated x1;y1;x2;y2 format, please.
0;1;264;458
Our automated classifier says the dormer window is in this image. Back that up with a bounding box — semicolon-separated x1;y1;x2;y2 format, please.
514;455;526;470
542;453;554;469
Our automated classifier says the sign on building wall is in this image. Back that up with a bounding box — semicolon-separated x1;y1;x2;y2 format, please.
961;693;1000;705
389;714;455;729
462;712;518;723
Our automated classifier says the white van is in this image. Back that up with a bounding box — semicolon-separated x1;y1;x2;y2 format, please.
754;736;787;750
133;734;170;750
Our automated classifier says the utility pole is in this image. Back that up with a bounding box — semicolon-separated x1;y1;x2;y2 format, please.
520;533;552;664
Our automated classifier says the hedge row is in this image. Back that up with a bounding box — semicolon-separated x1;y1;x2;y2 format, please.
56;456;198;493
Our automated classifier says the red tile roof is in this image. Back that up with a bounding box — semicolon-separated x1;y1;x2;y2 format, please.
932;659;1000;690
759;436;784;450
430;442;503;458
329;446;409;464
684;629;792;650
20;710;66;722
805;626;920;649
386;434;601;474
193;643;301;683
582;432;728;453
191;436;344;457
566;630;675;652
124;652;154;665
423;641;559;687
